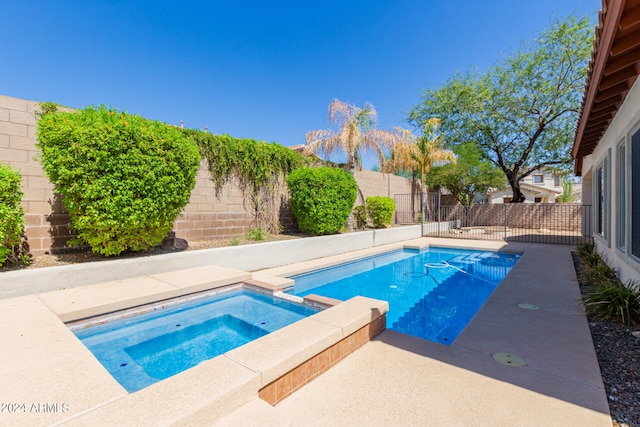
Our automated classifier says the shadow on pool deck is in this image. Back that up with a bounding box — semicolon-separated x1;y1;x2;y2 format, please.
272;241;611;426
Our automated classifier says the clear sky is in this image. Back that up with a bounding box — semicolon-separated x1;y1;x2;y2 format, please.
1;0;600;168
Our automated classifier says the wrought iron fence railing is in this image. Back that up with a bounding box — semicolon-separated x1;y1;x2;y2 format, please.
394;193;592;245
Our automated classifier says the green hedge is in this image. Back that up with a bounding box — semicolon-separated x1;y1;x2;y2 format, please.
353;205;368;230
37;105;200;256
0;164;27;266
366;196;395;228
286;167;357;235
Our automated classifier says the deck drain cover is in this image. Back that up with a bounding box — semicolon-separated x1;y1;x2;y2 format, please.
518;303;540;310
492;352;526;367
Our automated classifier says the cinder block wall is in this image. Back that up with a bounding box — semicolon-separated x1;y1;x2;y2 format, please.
0;94;255;256
0;95;71;256
0;94;417;256
173;163;253;242
353;170;417;204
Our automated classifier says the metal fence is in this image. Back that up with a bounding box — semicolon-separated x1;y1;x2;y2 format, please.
394;193;593;245
394;192;439;224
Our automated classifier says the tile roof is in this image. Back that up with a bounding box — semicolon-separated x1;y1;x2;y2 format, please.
572;0;640;175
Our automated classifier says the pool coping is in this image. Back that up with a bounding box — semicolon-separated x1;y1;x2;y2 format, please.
0;237;611;426
272;238;612;426
0;242;404;426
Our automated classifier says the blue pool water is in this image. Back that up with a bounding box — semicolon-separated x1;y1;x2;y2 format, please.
73;289;318;392
288;247;520;345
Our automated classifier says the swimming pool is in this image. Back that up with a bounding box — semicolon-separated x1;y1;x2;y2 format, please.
287;247;520;345
72;288;318;392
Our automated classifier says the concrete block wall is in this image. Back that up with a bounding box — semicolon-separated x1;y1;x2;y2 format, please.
353;169;418;204
0;94;256;256
0;94;418;256
174;161;253;242
0;95;73;256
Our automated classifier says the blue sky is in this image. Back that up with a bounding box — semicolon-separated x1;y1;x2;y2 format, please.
2;1;599;168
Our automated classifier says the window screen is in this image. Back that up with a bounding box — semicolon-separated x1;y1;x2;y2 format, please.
632;130;640;258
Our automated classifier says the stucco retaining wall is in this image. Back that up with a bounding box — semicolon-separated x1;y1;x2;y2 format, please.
0;225;422;298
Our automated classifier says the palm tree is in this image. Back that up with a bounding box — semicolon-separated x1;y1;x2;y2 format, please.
383;119;456;191
383;119;456;221
305;99;395;170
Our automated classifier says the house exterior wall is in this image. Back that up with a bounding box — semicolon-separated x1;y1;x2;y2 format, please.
582;77;640;284
0;94;416;256
488;170;561;204
520;171;563;192
488;188;551;204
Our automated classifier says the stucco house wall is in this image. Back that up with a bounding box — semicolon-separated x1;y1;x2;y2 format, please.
581;76;640;284
488;172;561;204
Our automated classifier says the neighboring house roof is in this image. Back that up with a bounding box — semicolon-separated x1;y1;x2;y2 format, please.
519;183;563;196
572;0;640;175
488;183;561;198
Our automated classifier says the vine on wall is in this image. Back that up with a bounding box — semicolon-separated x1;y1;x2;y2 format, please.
184;130;306;233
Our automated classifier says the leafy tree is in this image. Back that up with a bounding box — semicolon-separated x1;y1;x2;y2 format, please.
426;143;505;205
305;99;395;170
409;15;593;202
556;178;575;203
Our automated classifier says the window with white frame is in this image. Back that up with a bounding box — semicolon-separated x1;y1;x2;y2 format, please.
632;129;640;259
595;160;607;239
617;141;626;251
533;175;544;183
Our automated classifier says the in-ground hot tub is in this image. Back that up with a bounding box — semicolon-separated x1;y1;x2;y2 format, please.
70;287;319;392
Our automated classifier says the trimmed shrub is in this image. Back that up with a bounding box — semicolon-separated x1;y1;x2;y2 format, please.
353;205;368;229
366;196;395;228
0;164;27;266
286;167;357;235
37;105;200;256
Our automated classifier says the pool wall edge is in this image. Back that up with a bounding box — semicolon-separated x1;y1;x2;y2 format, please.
1;226;423;299
60;296;389;425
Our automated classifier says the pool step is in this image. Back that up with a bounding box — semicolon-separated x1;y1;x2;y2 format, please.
392;273;494;344
212;398;291;427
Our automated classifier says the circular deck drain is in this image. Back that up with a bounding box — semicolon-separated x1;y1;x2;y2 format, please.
518;303;540;310
492;352;526;367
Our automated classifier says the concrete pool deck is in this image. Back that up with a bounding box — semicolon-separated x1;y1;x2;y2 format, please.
272;239;611;426
0;237;611;426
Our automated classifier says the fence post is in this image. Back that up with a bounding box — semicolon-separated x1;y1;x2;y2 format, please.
503;204;507;240
437;191;441;237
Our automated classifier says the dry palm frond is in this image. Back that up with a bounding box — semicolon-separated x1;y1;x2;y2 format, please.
381;128;416;174
382;121;456;190
305;99;393;170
